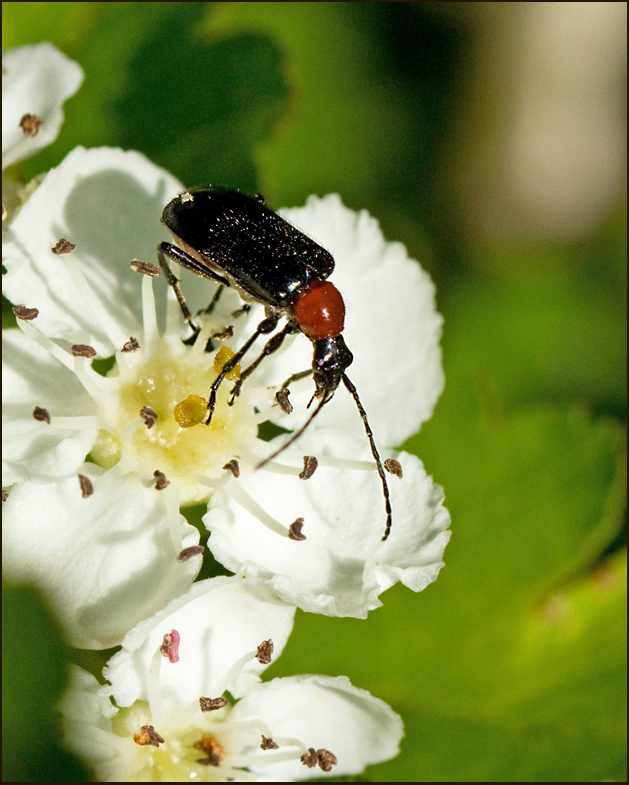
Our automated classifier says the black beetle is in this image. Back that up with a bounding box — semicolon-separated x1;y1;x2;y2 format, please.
158;187;394;540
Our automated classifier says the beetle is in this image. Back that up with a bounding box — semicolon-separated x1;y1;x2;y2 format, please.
158;187;394;540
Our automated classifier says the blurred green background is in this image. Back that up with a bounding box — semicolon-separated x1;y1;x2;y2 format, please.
3;3;626;782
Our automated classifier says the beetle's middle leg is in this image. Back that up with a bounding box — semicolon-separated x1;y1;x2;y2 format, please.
228;322;297;405
206;314;279;424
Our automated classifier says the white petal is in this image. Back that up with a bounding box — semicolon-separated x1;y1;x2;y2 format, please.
205;429;451;617
59;667;130;783
2;146;183;354
2;329;96;484
261;194;445;446
2;42;83;169
104;575;295;718
1;467;201;649
230;674;404;779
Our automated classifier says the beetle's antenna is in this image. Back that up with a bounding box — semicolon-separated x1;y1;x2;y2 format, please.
342;374;392;542
256;393;329;470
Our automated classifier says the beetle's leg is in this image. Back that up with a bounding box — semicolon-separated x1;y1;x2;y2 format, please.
206;315;279;424
157;242;230;342
229;323;297;405
280;369;312;390
199;284;224;316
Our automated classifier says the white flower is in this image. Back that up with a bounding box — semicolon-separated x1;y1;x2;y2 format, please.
3;144;450;631
61;576;402;781
2;42;83;171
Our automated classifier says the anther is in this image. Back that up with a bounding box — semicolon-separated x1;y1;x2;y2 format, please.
2;489;9;502
261;736;279;750
300;748;318;768
121;337;140;353
140;406;158;429
12;305;39;321
256;639;274;664
72;344;96;358
78;474;94;498
199;696;229;712
177;545;204;562
194;736;225;766
222;459;240;478
317;748;338;772
211;325;234;341
51;238;76;255
288;518;306;541
153;470;169;490
130;259;161;276
275;388;293;414
134;725;165;747
160;629;180;663
384;458;403;478
299;456;318;480
19;113;43;137
32;406;50;424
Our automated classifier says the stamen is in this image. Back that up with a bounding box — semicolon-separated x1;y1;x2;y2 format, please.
78;474;94;498
211;649;262;699
160;480;183;554
160;630;180;663
223;481;290;538
199;696;229;712
260;736;279;750
32;406;50;424
255;639;273;664
177;545;204;562
16;319;76;371
141;274;159;347
71;343;96;358
384;458;403;478
299;455;318;480
51;238;76;255
133;725;165;747
140;406;158;429
153;470;170;490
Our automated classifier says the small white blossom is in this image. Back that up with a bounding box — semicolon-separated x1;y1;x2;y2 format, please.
3;145;449;631
2;42;83;171
61;576;402;782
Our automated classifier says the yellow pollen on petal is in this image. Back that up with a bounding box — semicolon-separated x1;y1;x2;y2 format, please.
214;345;240;380
174;395;208;428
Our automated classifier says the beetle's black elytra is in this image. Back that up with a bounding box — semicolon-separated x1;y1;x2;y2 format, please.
158;188;395;540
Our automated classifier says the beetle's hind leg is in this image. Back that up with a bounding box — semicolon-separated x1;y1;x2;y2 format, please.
228;323;297;406
157;242;230;345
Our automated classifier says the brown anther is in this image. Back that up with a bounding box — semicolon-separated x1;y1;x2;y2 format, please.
160;629;180;663
255;639;274;664
261;735;279;750
12;305;39;321
211;325;234;341
72;344;96;358
19;113;43;137
153;470;169;490
222;459;240;478
384;458;403;478
316;748;338;772
177;545;204;562
133;725;165;747
78;474;94;498
33;406;50;424
51;238;76;255
300;748;319;768
288;518;306;541
2;489;9;502
130;259;160;276
199;696;229;712
194;736;225;766
121;336;140;353
299;455;318;480
140;406;158;429
275;387;293;414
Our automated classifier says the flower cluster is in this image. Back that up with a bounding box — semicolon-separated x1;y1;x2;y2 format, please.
2;43;450;781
